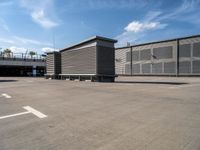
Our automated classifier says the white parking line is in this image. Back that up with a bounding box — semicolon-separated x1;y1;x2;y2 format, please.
23;106;47;119
0;106;47;120
1;93;12;99
0;111;30;120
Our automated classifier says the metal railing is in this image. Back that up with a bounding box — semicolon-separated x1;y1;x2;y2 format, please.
0;52;46;62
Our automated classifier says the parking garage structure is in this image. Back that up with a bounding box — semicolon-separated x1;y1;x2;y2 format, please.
0;53;46;77
115;35;200;76
45;36;117;82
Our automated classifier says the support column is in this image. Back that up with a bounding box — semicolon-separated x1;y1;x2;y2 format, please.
32;65;36;77
176;39;180;77
130;46;133;76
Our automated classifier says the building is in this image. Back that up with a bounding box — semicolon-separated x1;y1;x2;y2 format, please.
45;52;61;79
115;35;200;76
46;36;117;82
0;53;46;76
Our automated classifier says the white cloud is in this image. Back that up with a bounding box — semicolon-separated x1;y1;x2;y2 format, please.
0;38;15;44
20;0;59;29
13;36;51;46
42;47;59;53
9;46;27;53
116;0;200;46
124;21;166;33
31;10;58;29
0;19;9;31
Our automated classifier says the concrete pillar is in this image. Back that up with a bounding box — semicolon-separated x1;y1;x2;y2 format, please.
32;65;36;77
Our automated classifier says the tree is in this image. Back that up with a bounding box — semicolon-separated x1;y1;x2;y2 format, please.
3;48;12;57
29;51;37;59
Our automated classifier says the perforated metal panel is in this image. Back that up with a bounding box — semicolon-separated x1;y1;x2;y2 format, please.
179;61;191;74
193;42;200;57
142;63;151;73
132;51;139;61
153;46;173;59
115;48;131;75
192;60;200;73
179;44;191;57
140;49;151;60
115;35;200;76
164;62;176;74
132;64;140;74
152;63;162;74
125;64;131;74
126;51;131;62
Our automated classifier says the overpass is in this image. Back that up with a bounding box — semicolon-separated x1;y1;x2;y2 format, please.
0;53;46;76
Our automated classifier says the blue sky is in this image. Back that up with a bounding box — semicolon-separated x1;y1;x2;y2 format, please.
0;0;200;54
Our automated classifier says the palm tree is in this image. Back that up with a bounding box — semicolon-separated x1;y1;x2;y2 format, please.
3;48;12;57
29;51;36;59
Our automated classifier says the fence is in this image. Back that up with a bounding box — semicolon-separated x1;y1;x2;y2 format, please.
0;52;46;62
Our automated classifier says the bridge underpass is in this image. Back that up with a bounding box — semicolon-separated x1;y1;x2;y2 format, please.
0;53;46;77
0;66;45;77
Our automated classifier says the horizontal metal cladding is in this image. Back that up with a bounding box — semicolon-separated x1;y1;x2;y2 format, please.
115;47;131;75
179;37;200;75
61;46;97;74
46;54;54;75
46;53;61;75
97;46;115;75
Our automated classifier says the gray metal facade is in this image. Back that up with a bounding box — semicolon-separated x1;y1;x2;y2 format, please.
46;52;61;75
115;35;200;76
61;46;97;74
45;36;117;82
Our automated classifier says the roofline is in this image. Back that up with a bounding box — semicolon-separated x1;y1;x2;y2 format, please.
46;51;60;54
60;36;117;52
116;34;200;50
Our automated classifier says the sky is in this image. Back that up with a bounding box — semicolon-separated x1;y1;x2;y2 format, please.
0;0;200;54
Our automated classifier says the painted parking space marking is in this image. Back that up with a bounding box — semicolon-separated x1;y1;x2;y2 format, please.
0;111;30;120
0;106;47;120
1;93;12;99
23;106;47;118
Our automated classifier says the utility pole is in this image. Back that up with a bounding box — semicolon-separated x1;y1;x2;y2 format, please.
53;31;55;51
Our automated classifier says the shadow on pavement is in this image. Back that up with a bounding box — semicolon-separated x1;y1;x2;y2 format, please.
0;80;18;82
114;81;188;85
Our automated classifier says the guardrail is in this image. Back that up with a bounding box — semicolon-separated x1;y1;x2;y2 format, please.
0;52;46;62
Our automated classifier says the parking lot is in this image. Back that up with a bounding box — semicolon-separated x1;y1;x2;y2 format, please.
0;76;200;150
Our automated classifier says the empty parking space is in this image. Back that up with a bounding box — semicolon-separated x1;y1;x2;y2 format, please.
0;77;200;150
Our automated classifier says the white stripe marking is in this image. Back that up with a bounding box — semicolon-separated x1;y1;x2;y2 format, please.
1;93;12;99
0;106;47;120
0;111;30;120
23;106;47;118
